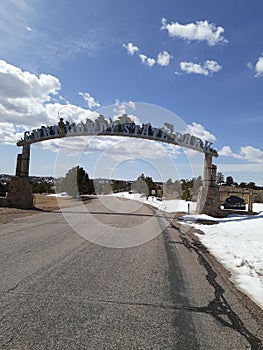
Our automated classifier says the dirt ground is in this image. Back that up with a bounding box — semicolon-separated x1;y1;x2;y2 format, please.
0;194;84;225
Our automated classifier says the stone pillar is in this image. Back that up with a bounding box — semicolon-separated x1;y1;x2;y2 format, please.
203;153;213;187
248;190;253;212
211;165;217;187
15;153;22;176
196;154;223;217
20;144;30;177
3;144;34;209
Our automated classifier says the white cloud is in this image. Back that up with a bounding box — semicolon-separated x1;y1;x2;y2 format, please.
0;59;100;145
182;122;217;158
240;146;263;163
255;54;263;77
180;61;208;76
122;42;139;55
113;100;137;118
219;145;263;163
0;66;142;151
180;60;222;76
58;95;70;104
0;122;22;144
95;137;170;161
204;60;222;73
45;103;99;125
161;18;228;46
186;122;216;143
0;60;60;100
218;146;234;157
42;135;174;162
139;54;156;67
218;146;242;159
0;59;61;127
78;92;100;110
122;44;172;69
127;101;136;109
157;51;172;66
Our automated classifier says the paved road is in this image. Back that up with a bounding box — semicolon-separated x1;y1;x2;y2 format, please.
0;197;262;349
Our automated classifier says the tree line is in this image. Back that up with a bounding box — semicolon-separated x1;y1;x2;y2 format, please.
57;168;204;202
216;172;263;190
1;167;261;202
163;176;203;201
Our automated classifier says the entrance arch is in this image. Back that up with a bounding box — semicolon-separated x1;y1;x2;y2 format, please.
6;114;221;215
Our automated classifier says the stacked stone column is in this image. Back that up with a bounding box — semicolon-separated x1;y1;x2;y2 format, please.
196;154;222;216
20;144;31;177
6;144;34;209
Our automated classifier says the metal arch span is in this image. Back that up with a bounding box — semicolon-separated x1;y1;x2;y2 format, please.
17;116;218;157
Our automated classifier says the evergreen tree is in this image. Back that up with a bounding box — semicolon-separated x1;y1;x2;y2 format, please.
226;176;234;186
166;178;173;187
246;182;257;190
216;172;225;185
193;176;203;194
163;179;181;198
93;180;112;195
60;166;94;198
131;174;158;197
131;174;148;195
33;183;54;194
181;187;191;201
144;176;157;194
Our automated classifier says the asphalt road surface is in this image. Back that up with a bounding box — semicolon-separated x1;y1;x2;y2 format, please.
0;197;263;350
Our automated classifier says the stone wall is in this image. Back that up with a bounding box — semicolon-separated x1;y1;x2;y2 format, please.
219;186;262;204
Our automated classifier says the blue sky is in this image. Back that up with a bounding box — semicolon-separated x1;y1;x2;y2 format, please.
0;0;263;184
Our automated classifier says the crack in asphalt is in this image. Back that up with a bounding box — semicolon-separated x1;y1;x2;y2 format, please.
1;291;235;314
170;222;263;350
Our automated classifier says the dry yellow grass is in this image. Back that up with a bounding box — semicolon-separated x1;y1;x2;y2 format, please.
0;207;38;225
33;194;82;211
0;194;84;225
